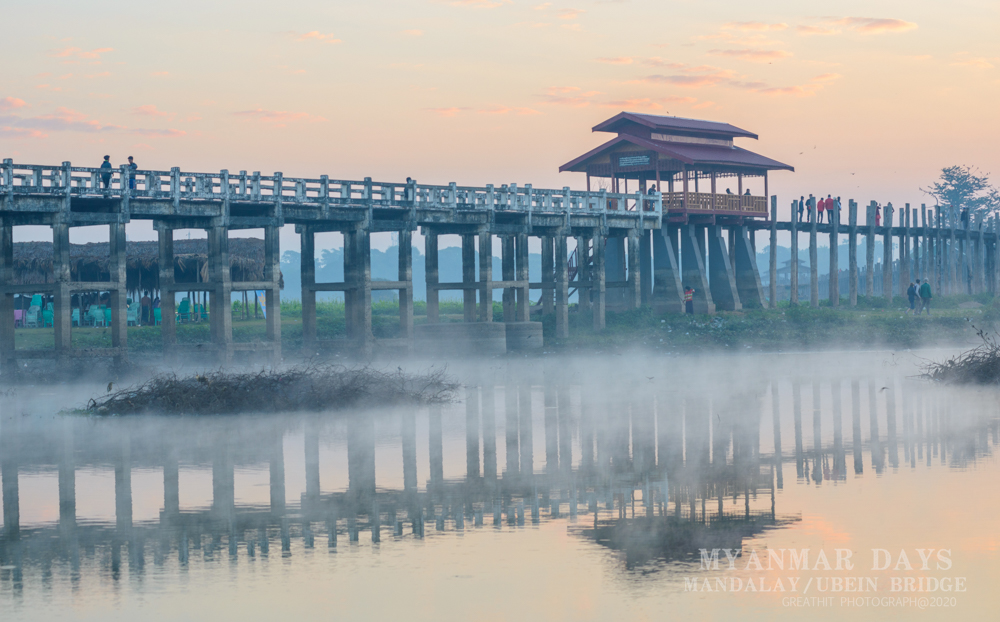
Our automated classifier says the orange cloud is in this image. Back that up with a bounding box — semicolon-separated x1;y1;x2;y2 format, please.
0;127;47;139
710;49;793;62
449;0;510;7
952;56;995;69
0;97;27;110
633;73;729;88
558;8;584;20
595;57;633;64
232;108;327;124
402;29;424;36
294;31;342;44
796;25;838;36
477;106;541;115
832;17;917;34
540;86;601;106
132;104;174;119
599;96;697;111
425;107;468;117
51;46;114;60
723;22;788;32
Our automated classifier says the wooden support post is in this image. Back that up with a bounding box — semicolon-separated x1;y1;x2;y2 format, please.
809;197;819;308
829;200;840;306
949;209;957;295
790;200;799;305
0;223;13;369
425;232;439;323
899;205;909;297
300;226;316;351
921;205;929;283
639;229;652;306
515;233;530;322
158;226;176;353
865;202;876;298
398;229;414;341
264;225;281;363
592;235;605;330
883;205;894;304
913;207;921;282
769;196;777;308
462;234;476;322
109;222;128;360
576;236;592;314
350;230;372;353
478;231;493;322
541;236;554;316
627;230;642;310
501;236;515;321
53;223;72;354
848;200;858;306
208;226;232;364
555;234;569;338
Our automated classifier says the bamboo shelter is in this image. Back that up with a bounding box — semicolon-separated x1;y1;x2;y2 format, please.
11;238;283;298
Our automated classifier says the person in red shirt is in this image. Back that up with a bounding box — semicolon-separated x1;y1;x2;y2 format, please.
875;205;882;227
817;195;826;223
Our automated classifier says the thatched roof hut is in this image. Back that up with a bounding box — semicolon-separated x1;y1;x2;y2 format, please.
12;238;283;295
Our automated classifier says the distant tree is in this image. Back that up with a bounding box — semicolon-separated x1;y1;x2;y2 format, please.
922;165;997;224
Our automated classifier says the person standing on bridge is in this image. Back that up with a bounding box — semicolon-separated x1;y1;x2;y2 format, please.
100;155;112;190
127;156;137;191
684;286;694;314
875;205;881;227
797;196;805;223
817;195;827;223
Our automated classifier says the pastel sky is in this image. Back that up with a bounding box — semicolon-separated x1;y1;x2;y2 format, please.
2;0;998;246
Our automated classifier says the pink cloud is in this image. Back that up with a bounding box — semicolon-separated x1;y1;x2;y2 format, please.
557;8;584;19
796;25;838;36
2;106;186;136
294;31;342;44
51;46;114;60
722;22;788;32
132;104;175;119
402;29;424;36
449;0;510;7
599;96;697;111
540;86;601;106
0;127;47;139
232;108;327;125
709;49;793;62
595;57;633;64
832;17;917;34
425;107;469;117
0;97;27;111
477;106;541;115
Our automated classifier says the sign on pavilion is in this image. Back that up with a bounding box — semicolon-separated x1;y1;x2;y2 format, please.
559;112;793;220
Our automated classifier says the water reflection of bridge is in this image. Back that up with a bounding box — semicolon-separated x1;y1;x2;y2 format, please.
1;372;996;580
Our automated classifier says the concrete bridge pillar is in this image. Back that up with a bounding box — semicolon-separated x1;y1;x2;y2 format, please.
829;202;840;305
345;229;372;355
575;236;592;315
478;232;493;322
708;225;740;312
398;229;414;342
733;226;765;309
110;223;128;361
809;203;819;308
157;226;176;354
848;201;858;306
592;234;606;329
53;223;72;354
651;227;683;313
606;236;626;309
264;225;281;363
627;230;642;310
883;205;894;303
208;226;232;364
425;232;439;323
0;223;12;370
299;226;316;352
865;202;876;298
541;236;554;316
681;225;714;314
501;236;515;321
462;234;476;322
515;233;530;322
555;233;569;338
640;229;652;306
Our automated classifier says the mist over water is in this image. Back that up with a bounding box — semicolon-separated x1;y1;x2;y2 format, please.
1;350;998;621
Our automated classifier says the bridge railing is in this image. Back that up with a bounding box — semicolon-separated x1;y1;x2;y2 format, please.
1;160;664;217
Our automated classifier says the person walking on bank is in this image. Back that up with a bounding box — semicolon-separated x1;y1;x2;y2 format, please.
918;278;932;315
684;286;694;314
100;155;112;190
906;281;917;314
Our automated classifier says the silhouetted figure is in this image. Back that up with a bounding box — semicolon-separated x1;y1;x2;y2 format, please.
100;155;112;189
684;286;694;314
127;156;137;191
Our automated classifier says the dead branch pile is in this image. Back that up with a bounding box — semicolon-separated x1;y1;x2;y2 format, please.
86;365;457;415
922;326;1000;385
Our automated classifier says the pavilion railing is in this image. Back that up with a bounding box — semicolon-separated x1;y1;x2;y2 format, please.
663;192;768;215
0;160;664;219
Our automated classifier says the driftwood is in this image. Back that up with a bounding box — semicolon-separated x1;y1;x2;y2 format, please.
86;365;457;415
922;326;1000;385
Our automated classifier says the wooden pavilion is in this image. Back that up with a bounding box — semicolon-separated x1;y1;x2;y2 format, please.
559;112;793;221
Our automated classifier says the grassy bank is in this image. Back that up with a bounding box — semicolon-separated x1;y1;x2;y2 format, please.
13;294;996;355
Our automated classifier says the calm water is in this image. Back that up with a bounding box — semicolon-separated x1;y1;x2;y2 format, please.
1;351;998;621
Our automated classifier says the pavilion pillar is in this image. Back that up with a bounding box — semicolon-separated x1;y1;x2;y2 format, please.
109;222;128;361
541;236;554;316
501;236;515;321
651;227;683;313
462;234;476;322
478;231;493;322
576;236;592;314
592;234;606;329
515;233;530;322
208;225;232;364
790;201;799;305
883;205;894;304
809;197;819;307
0;222;13;370
733;226;765;309
865;202;876;298
425;231;439;322
398;229;414;341
769;197;778;308
300;225;316;351
708;225;740;311
53;222;72;354
829;200;840;305
555;233;569;338
345;229;372;354
157;225;176;354
264;225;281;364
848;200;858;306
681;225;714;314
627;230;641;310
639;229;652;306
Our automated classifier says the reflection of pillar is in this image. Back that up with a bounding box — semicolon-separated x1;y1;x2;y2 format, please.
657;389;683;475
632;394;655;473
115;432;133;531
832;380;845;479
466;385;481;479
58;420;76;531
812;382;822;484
164;452;180;517
518;377;534;476
504;379;519;476
885;380;898;468
347;415;376;499
402;412;417;491
792;381;804;478
305;424;320;503
481;381;497;481
558;384;573;473
770;381;783;489
212;440;235;519
544;381;558;474
429;406;444;485
868;380;883;473
270;433;286;514
1;415;20;537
